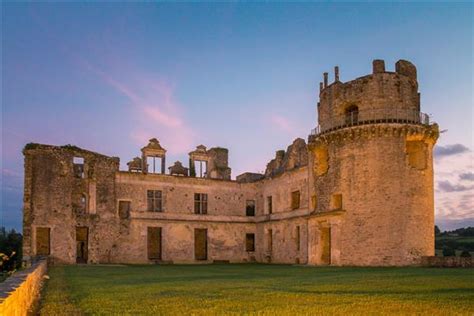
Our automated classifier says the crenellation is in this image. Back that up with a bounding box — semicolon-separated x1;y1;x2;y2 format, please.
23;59;438;266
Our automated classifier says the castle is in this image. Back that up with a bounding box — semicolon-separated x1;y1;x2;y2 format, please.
22;59;439;266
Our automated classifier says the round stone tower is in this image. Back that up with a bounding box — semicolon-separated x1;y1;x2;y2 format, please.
307;59;439;266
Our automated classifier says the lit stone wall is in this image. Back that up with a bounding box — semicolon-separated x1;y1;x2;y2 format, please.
0;260;47;315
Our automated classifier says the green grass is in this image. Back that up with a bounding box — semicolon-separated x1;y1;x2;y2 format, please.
39;264;474;315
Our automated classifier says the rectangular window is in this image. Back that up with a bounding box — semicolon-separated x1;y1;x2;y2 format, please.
246;200;255;216
73;157;84;178
291;191;301;210
331;194;343;210
267;196;273;214
36;227;50;256
311;195;317;211
194;193;208;214
147;190;163;212
118;201;131;219
246;233;255;252
296;226;300;251
147;227;162;260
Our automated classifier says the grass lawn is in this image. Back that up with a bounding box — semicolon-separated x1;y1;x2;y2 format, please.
39;264;474;315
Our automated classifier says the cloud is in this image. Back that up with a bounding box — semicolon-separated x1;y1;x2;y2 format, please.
434;144;470;158
79;60;195;154
270;115;293;133
459;172;474;181
438;180;473;193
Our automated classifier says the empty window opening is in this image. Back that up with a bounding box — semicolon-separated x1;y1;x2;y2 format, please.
147;227;162;260
195;160;207;178
73;157;85;178
291;191;301;210
267;196;273;214
345;105;359;125
246;200;256;216
331;194;343;210
147;156;163;174
311;195;317;211
147;190;163;212
296;226;301;251
78;194;87;213
118;200;131;219
267;229;273;252
194;193;208;214
246;233;255;252
36;227;50;256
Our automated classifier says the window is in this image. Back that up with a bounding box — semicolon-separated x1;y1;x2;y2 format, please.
311;195;317;211
296;226;300;251
267;196;273;214
291;191;300;210
77;194;87;213
345;105;359;125
246;233;255;252
146;156;164;174
331;194;343;210
118;201;131;219
147;190;163;212
73;157;84;178
195;160;207;178
194;193;208;214
267;229;273;252
246;200;255;216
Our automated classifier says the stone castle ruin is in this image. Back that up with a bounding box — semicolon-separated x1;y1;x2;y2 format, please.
22;59;439;266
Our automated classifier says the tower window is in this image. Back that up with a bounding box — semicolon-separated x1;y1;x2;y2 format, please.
73;157;85;178
345;105;359;125
331;194;343;210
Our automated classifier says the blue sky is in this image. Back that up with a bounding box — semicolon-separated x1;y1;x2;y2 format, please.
2;2;473;231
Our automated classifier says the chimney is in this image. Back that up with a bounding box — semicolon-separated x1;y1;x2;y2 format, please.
335;66;339;82
323;72;328;88
319;82;323;92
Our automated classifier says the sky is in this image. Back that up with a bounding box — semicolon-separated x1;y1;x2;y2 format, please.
1;2;473;232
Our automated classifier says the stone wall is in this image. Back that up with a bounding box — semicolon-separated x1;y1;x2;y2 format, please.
0;260;48;315
421;256;474;268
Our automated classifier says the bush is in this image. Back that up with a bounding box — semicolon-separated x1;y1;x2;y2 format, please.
460;250;471;258
442;247;456;257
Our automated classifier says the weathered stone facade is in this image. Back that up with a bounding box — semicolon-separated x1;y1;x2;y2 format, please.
22;59;438;266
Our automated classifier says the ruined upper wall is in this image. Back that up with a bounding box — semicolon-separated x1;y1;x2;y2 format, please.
264;138;308;178
317;60;420;131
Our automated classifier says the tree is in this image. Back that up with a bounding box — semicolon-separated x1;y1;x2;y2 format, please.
442;247;456;257
0;228;23;273
435;225;441;236
460;250;471;258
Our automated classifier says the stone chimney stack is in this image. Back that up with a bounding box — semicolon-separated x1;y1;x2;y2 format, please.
334;66;339;82
319;82;323;92
323;72;328;88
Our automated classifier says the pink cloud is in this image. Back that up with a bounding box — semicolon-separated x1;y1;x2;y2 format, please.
270;114;293;133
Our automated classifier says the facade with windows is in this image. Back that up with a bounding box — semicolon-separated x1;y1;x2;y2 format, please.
22;60;438;266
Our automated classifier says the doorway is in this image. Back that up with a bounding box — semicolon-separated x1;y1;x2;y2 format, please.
320;226;331;265
147;227;162;260
76;227;88;263
194;228;208;260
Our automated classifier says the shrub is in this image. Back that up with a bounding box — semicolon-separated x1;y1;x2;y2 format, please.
460;250;471;258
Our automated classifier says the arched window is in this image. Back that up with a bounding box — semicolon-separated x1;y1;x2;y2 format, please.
345;105;359;125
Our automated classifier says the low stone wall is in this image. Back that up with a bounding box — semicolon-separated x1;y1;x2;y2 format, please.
0;259;48;315
421;256;473;268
